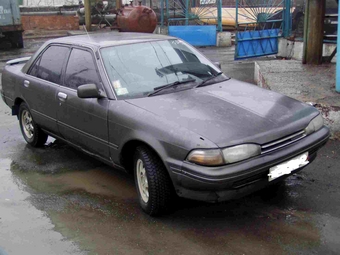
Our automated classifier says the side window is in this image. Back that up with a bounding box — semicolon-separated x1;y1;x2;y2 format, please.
64;49;101;90
29;46;69;84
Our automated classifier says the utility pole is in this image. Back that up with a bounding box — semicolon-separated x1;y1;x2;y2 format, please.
302;0;326;64
116;0;121;9
84;0;91;32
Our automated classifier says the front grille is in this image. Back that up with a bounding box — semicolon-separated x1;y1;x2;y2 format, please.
261;130;306;154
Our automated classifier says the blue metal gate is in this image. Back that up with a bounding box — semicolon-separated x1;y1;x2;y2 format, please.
235;0;291;60
161;0;222;46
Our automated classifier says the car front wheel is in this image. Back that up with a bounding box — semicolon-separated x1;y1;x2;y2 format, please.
134;146;174;216
19;102;48;147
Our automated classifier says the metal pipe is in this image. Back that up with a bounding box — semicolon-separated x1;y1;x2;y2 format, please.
217;0;222;32
235;0;239;60
283;0;291;37
235;0;239;29
160;0;164;28
238;19;283;25
166;0;169;20
185;0;189;26
168;18;189;21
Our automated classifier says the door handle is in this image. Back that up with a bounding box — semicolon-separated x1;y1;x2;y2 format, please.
58;92;68;101
23;80;30;88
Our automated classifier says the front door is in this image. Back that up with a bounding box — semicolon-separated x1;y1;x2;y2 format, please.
56;47;110;160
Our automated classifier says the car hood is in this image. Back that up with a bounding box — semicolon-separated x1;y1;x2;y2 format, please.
126;79;319;148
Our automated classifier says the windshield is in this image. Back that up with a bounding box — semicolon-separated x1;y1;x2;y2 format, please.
100;39;228;99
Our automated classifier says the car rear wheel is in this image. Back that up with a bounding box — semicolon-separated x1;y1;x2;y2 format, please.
19;102;48;147
134;146;174;216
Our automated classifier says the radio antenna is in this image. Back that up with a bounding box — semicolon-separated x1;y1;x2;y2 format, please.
83;24;92;41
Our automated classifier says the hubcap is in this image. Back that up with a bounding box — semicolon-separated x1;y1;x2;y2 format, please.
21;110;34;139
136;159;149;203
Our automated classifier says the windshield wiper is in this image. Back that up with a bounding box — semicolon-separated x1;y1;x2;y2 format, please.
148;78;196;97
195;72;225;88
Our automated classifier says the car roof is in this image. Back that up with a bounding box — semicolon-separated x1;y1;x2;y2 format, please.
50;32;175;48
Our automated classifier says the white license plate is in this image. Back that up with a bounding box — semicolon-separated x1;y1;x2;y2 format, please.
268;152;309;182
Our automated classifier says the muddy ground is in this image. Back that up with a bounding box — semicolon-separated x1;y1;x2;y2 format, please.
0;37;340;255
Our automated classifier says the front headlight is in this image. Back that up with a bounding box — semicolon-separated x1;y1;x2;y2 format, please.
187;144;261;166
304;114;324;135
187;149;224;166
222;144;261;164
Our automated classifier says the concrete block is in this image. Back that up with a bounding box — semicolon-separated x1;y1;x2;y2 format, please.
293;41;304;60
277;37;336;63
277;38;303;60
323;44;337;63
216;32;232;47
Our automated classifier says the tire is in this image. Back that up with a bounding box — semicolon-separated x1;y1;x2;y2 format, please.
134;146;174;216
19;102;48;147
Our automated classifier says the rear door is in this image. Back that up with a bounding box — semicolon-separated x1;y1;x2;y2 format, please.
23;45;70;134
57;47;110;160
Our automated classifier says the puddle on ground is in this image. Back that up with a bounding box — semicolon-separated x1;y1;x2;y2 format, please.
6;141;328;255
0;158;84;255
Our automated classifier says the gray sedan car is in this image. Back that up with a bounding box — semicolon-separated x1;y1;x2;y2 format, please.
1;33;329;216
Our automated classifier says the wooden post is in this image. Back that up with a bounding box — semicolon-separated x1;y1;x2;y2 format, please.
84;0;91;32
116;0;121;9
302;0;326;64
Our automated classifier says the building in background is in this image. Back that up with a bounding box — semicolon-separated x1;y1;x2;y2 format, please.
20;0;78;6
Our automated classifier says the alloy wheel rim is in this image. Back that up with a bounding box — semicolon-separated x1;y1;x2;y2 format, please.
22;110;34;139
136;159;149;203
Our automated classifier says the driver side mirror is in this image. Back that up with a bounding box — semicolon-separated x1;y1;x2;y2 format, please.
77;84;104;99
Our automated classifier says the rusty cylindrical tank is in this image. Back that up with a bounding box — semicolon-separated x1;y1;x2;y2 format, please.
117;1;157;33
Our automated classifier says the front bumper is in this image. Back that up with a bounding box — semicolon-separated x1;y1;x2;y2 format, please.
169;126;330;202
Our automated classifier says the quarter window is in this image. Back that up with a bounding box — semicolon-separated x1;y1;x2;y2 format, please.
29;45;69;84
64;49;101;90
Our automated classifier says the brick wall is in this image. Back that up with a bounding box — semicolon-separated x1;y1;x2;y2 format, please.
21;15;79;30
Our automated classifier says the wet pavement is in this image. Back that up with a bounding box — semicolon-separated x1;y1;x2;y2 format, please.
1;37;340;255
